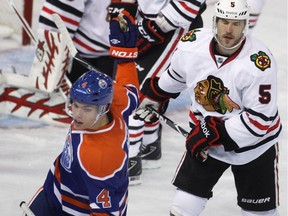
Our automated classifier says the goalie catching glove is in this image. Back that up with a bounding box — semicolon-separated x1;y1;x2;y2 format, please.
186;116;239;162
109;10;138;62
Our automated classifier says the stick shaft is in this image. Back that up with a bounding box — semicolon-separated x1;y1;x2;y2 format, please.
51;13;98;71
20;201;35;216
146;105;188;138
6;0;37;45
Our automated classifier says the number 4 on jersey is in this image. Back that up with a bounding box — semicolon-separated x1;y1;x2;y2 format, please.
96;189;112;208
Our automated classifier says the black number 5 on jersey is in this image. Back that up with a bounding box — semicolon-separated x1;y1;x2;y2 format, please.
259;84;271;104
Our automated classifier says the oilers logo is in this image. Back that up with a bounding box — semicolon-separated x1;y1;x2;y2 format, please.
60;132;73;172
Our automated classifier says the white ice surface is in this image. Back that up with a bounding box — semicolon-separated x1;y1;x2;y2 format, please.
0;0;287;215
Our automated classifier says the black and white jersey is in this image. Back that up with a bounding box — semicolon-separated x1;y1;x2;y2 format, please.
138;0;206;29
158;28;282;165
38;0;110;58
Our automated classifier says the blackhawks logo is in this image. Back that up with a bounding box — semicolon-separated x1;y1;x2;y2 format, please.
181;29;199;42
194;75;240;114
250;51;271;71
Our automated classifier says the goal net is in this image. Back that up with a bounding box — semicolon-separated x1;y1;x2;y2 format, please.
0;0;44;45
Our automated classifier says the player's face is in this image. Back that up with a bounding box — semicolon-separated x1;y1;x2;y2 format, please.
216;18;246;49
71;101;99;130
194;80;210;105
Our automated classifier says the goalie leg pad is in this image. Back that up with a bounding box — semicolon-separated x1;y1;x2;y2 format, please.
3;29;70;93
0;84;71;126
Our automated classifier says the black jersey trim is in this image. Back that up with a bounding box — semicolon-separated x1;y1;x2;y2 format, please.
234;125;282;153
77;30;110;50
167;69;186;84
46;0;82;17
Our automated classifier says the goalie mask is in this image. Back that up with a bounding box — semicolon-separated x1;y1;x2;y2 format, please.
213;0;250;50
67;70;114;122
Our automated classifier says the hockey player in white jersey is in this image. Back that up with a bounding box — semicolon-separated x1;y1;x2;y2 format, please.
127;0;207;185
206;0;267;30
134;0;282;215
38;0;137;81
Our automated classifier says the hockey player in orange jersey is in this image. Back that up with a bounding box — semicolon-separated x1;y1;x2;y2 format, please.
23;10;139;216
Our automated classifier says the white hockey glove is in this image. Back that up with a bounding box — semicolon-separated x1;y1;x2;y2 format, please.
134;98;161;123
133;77;179;123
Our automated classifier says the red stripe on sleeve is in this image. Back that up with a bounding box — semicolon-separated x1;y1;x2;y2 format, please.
42;6;78;26
179;2;199;16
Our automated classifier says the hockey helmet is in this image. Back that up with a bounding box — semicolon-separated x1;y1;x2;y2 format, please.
215;0;250;20
213;0;250;50
69;70;113;115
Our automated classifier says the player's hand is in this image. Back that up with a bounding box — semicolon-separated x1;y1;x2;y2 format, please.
109;10;138;61
106;0;138;21
186;116;223;162
134;98;161;123
136;17;166;56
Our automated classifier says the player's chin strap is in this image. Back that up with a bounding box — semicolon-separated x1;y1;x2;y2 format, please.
212;16;248;51
214;34;246;50
66;98;110;129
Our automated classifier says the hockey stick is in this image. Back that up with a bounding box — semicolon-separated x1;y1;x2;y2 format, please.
20;201;35;216
51;13;98;71
6;0;37;45
7;0;97;76
146;105;188;138
146;105;208;160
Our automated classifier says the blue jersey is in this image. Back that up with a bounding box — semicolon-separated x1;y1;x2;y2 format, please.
43;62;139;215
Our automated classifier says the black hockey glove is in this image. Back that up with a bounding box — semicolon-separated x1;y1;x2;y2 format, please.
136;18;167;56
186;116;238;162
106;0;138;21
109;10;138;62
134;77;179;123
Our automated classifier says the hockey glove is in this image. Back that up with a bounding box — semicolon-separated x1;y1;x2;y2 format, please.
186;116;223;162
106;0;138;21
136;18;166;56
134;77;179;123
109;10;138;62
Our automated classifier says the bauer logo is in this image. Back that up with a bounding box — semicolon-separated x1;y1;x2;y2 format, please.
241;197;271;204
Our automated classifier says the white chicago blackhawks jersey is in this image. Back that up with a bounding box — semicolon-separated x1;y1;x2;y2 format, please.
39;0;111;58
158;28;282;165
137;0;206;29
